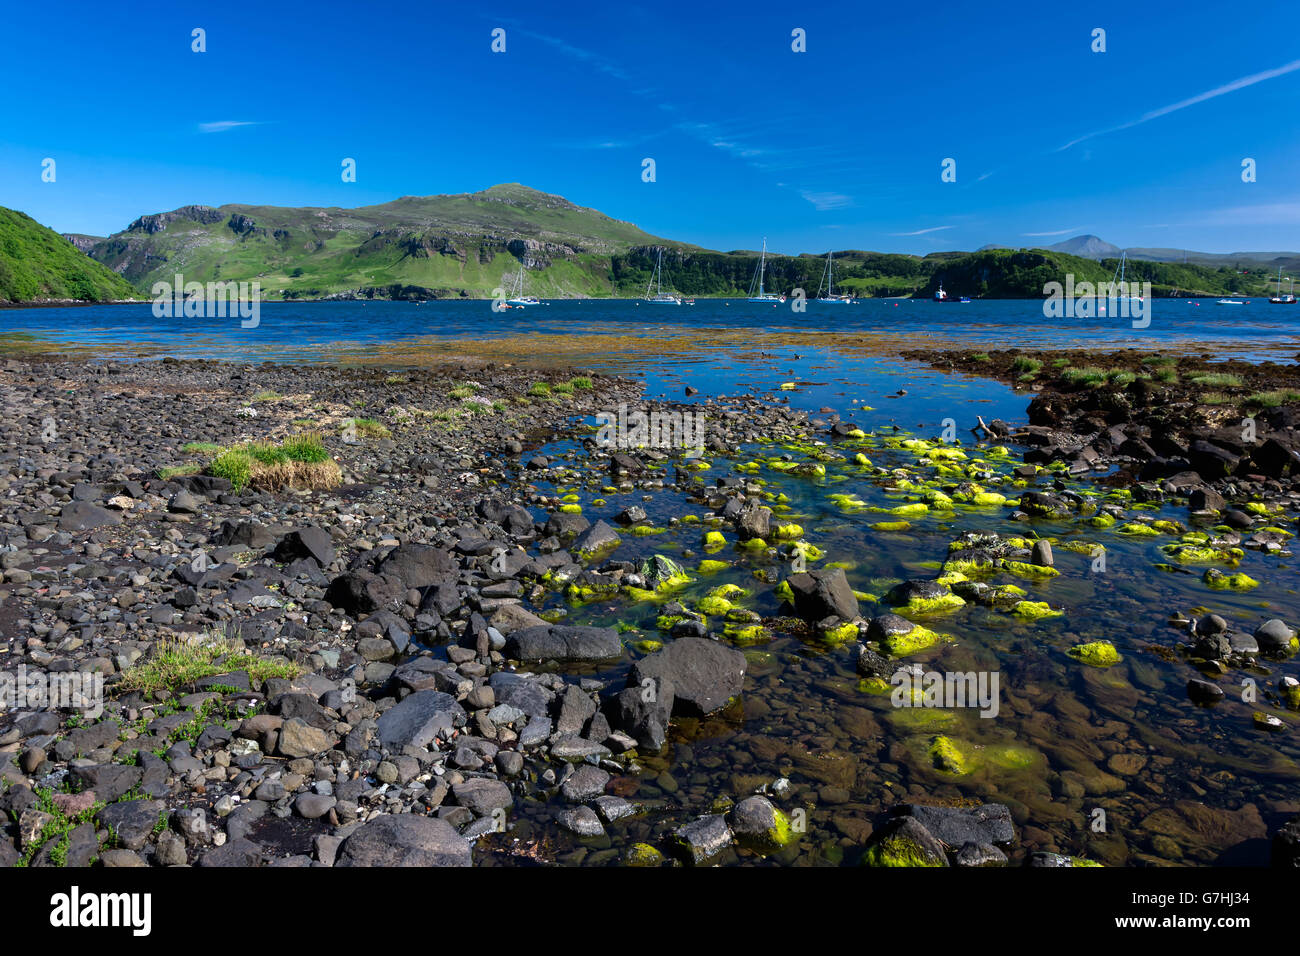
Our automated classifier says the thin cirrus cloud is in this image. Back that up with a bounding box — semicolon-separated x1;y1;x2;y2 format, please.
1023;227;1083;237
799;190;852;211
890;225;954;236
510;26;844;201
1057;58;1300;152
197;121;263;134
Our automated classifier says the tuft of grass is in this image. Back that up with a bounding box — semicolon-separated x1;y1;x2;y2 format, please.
117;635;300;696
1154;368;1178;383
1200;392;1233;405
1108;369;1136;386
158;464;201;480
1189;372;1243;388
448;385;478;400
969;353;990;362
383;375;407;385
280;432;329;463
181;442;222;455
1051;358;1071;368
1244;389;1300;408
527;382;552;397
209;449;254;490
1010;356;1042;376
341;417;391;439
569;376;594;390
206;433;338;492
1141;355;1177;367
553;381;575;395
250;390;282;403
1061;366;1108;387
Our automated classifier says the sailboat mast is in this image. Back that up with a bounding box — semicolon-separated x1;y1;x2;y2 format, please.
759;238;767;296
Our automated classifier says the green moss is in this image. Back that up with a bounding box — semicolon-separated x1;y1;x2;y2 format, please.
1203;569;1259;590
1116;522;1161;536
696;559;729;573
696;595;735;616
1068;640;1121;667
1009;600;1062;620
820;621;859;644
880;624;943;656
895;592;966;616
929;735;973;775
723;623;771;645
871;520;911;532
1001;560;1060;579
1161;544;1242;565
702;530;727;551
625;843;664;866
632;639;663;654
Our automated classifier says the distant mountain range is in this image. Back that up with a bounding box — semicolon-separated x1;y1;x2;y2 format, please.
2;184;1296;303
981;234;1300;272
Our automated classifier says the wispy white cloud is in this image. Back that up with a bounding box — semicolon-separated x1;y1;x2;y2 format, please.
1023;227;1082;237
890;225;953;236
198;120;261;134
1058;58;1300;151
800;190;852;211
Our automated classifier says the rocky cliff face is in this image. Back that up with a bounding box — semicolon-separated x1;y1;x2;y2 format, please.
61;234;103;253
128;205;223;234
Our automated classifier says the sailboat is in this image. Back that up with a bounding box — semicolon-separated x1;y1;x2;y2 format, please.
746;238;786;303
505;263;540;306
1269;267;1297;304
1111;251;1143;301
814;252;852;303
645;248;681;304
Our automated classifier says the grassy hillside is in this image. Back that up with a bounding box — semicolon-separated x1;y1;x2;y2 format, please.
87;184;686;300
0;208;139;304
67;183;1288;300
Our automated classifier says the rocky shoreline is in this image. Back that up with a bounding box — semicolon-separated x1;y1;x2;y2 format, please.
2;350;1298;868
0;354;844;867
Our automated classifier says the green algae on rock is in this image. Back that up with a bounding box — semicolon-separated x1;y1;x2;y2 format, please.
1069;640;1121;667
1203;569;1259;590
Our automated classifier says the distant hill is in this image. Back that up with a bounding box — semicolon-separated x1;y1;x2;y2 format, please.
1047;235;1121;259
7;188;1289;301
0;208;139;304
84;184;689;300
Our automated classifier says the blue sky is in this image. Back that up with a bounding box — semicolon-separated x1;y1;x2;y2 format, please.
2;0;1298;254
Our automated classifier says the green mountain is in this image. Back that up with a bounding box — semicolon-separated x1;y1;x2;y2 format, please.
31;183;1287;301
85;184;689;301
0;208;139;304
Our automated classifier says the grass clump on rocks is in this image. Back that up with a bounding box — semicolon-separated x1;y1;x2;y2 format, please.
117;634;300;696
341;417;391;439
205;432;339;492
